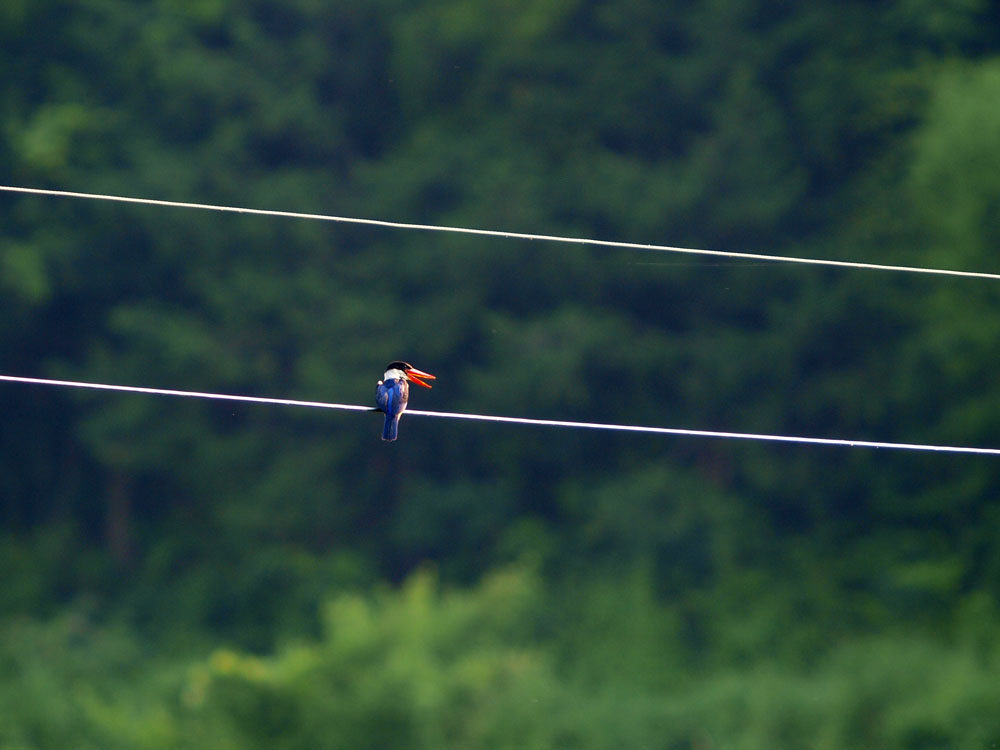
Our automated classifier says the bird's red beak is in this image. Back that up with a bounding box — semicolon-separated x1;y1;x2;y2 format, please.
406;368;436;388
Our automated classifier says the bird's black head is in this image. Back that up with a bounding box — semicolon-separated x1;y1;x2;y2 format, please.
382;361;436;388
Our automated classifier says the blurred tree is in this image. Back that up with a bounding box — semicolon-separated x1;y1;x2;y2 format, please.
3;8;1000;747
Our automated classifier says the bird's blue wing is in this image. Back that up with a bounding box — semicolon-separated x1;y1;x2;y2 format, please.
375;382;391;413
375;379;407;416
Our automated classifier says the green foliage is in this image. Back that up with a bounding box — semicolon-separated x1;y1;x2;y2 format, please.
190;567;549;749
4;569;1000;748
911;59;1000;264
0;613;177;750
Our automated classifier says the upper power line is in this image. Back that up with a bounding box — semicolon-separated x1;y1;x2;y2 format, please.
2;184;999;281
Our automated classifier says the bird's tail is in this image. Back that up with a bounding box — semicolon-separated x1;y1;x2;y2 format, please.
382;414;400;441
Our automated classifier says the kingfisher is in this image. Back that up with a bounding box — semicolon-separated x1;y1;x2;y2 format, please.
375;361;436;441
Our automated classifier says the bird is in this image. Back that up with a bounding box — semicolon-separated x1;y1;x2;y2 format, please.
375;361;435;441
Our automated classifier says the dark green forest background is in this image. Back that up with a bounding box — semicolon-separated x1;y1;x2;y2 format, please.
3;0;1000;746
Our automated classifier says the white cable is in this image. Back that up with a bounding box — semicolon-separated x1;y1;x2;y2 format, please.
2;374;998;456
0;374;372;412
2;184;998;281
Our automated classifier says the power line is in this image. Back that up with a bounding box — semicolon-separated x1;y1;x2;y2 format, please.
2;184;999;281
2;374;998;456
0;374;373;413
